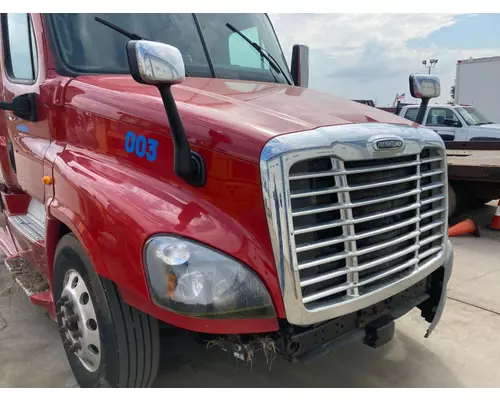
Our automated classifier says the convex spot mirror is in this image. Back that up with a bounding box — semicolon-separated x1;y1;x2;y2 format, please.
409;74;441;99
126;40;185;86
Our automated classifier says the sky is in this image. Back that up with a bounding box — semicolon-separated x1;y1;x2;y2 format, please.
269;13;500;106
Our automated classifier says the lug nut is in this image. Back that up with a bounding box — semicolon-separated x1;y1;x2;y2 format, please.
64;300;74;308
59;326;68;333
56;311;64;319
67;315;79;332
68;314;78;323
69;342;82;353
63;340;71;351
58;295;69;305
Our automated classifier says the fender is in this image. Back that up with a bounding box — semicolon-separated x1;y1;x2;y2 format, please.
47;141;283;334
46;198;112;284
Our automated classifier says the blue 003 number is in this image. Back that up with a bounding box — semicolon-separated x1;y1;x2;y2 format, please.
125;131;158;162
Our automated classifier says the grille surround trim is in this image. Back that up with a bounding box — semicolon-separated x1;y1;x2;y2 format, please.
260;123;449;326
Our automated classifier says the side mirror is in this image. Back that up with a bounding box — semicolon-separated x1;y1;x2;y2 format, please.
126;40;205;187
127;40;185;85
409;73;441;125
291;44;309;88
409;74;441;99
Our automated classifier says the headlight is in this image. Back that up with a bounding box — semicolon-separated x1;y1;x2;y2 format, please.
144;236;276;319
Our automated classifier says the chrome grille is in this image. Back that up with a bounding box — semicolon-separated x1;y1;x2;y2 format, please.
260;123;449;325
288;147;446;310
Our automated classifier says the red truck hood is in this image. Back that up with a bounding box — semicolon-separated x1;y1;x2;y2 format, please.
69;76;413;163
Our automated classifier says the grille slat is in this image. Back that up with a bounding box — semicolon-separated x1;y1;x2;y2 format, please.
420;207;445;220
295;209;418;253
418;246;443;260
290;174;421;199
287;147;446;309
290;186;345;199
348;216;419;242
357;258;418;287
295;219;348;235
420;233;444;246
356;244;420;272
421;169;444;178
294;202;421;237
422;194;445;205
421;181;444;192
421;220;444;233
302;282;352;304
350;188;420;208
289;159;421;181
298;251;349;270
355;231;420;257
421;156;442;164
291;188;420;217
296;235;348;253
300;267;351;287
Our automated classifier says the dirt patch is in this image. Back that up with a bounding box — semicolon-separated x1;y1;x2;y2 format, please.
4;258;49;294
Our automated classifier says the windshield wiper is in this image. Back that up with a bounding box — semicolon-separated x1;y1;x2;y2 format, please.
475;122;494;125
225;23;292;85
95;17;145;40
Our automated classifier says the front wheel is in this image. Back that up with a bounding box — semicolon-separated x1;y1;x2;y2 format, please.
53;233;160;388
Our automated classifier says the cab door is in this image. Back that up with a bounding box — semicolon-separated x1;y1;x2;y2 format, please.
0;13;50;203
424;107;461;142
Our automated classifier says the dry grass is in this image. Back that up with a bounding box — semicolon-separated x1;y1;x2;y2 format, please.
206;334;277;371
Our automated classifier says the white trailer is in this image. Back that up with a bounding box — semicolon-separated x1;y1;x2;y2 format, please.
455;56;500;123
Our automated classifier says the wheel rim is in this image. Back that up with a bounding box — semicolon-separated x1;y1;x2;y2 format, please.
57;269;101;372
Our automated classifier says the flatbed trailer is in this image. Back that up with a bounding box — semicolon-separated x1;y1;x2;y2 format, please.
445;141;500;217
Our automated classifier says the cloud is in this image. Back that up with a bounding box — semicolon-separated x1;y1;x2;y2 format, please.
325;40;408;82
270;13;459;50
269;13;497;106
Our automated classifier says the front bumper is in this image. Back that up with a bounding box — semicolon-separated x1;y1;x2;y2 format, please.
276;239;453;363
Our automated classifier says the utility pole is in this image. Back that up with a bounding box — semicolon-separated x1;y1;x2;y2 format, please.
422;59;438;74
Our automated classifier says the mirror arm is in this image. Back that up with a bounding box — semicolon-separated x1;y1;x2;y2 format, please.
415;98;429;125
0;101;14;111
158;85;206;187
0;94;37;121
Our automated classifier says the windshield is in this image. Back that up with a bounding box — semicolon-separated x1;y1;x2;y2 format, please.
456;107;493;126
47;13;292;85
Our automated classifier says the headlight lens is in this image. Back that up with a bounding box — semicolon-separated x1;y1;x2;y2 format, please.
144;236;276;319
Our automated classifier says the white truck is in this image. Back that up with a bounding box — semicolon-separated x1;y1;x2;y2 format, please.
398;104;500;141
455;56;500;124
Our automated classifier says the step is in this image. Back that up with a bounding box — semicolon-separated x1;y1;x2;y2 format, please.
9;214;44;242
7;198;46;243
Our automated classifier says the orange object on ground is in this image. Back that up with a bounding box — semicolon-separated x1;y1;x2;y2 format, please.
448;218;480;237
488;201;500;231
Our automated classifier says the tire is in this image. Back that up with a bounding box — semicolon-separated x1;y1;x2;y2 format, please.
53;233;160;388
